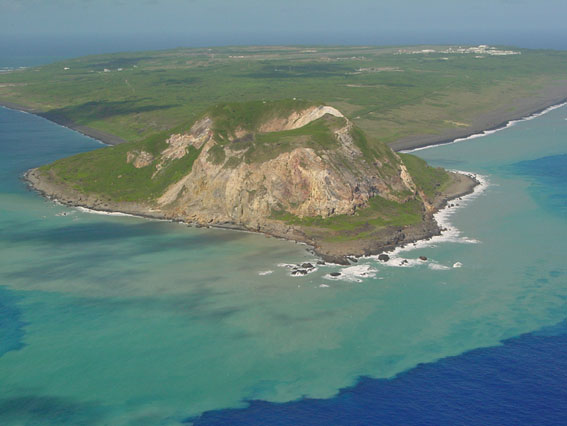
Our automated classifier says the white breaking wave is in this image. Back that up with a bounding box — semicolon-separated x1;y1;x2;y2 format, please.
55;210;75;217
324;265;378;283
277;262;320;277
75;206;137;217
258;270;273;276
428;263;451;271
282;172;487;279
401;101;567;153
382;257;423;268
366;171;488;268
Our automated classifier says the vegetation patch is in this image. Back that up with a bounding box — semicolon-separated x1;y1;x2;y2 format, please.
209;99;316;141
399;153;450;199
272;195;423;241
42;137;202;202
207;144;226;165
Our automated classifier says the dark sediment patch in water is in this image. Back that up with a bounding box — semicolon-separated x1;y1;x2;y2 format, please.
506;154;567;217
189;321;567;425
0;395;105;425
0;288;26;357
3;220;249;246
2;221;252;285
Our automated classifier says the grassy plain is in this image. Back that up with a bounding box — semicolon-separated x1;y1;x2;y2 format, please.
2;45;567;147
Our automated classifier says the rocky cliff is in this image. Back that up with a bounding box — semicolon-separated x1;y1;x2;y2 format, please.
148;105;416;227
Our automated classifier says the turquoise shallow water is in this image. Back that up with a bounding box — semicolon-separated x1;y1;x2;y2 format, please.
0;105;566;424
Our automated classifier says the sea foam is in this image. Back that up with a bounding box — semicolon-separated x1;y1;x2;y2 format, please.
324;265;378;283
364;171;488;269
75;206;137;217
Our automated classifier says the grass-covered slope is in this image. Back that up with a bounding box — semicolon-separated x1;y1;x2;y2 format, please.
209;99;316;139
38;100;342;201
399;153;450;199
209;100;347;164
38;100;414;202
40;141;202;202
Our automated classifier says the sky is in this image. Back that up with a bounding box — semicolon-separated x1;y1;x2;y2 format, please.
1;0;566;56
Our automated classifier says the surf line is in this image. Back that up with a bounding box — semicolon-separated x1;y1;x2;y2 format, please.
401;101;567;153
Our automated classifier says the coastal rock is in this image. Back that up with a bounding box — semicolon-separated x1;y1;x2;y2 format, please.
419;256;428;261
378;254;390;262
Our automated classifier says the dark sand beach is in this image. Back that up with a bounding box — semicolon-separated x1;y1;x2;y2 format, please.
389;82;567;151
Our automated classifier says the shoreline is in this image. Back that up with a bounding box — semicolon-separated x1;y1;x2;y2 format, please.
367;172;488;261
301;171;480;264
400;100;567;153
0;102;126;146
24;167;479;265
3;88;567;151
389;91;567;152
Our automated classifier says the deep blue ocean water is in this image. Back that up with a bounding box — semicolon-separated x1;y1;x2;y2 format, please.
192;321;567;425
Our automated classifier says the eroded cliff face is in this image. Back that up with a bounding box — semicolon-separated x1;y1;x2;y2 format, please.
127;105;419;227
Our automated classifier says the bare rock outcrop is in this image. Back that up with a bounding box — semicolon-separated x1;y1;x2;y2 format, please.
126;150;154;168
258;105;344;132
154;105;418;227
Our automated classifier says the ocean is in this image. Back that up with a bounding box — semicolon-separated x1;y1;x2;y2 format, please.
1;78;566;424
